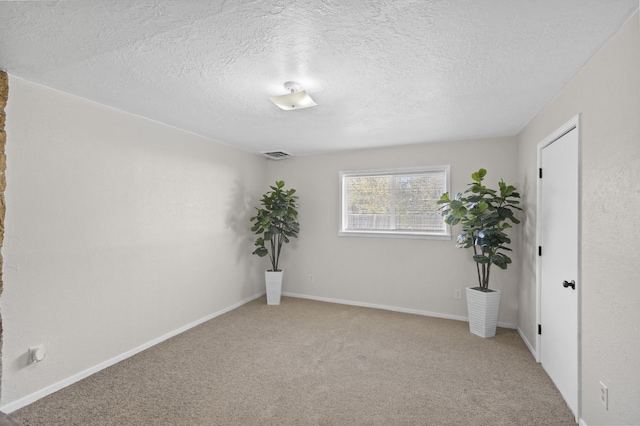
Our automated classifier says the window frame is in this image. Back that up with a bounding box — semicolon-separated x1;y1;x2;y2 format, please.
339;165;451;240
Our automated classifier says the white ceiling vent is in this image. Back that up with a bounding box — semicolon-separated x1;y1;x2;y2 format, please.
262;151;292;160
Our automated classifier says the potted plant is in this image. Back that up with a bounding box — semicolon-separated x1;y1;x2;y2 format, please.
250;180;300;305
437;168;521;337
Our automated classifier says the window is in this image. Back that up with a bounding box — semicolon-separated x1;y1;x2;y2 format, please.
339;166;450;239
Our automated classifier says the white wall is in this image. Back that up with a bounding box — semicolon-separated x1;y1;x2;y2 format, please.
0;77;266;409
517;11;640;425
266;138;520;326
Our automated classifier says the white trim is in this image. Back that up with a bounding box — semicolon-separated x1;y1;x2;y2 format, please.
338;165;451;239
0;292;266;414
337;230;451;240
536;114;582;423
283;292;517;329
339;165;451;178
517;326;536;359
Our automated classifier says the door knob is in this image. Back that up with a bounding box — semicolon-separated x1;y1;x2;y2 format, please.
563;280;576;290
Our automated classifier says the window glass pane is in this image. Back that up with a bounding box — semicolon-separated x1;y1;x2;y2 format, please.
394;172;446;231
340;166;450;239
346;176;392;230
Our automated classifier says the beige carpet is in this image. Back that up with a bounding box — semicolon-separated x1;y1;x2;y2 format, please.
12;297;575;425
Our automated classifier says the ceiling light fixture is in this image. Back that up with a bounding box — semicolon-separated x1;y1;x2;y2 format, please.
269;81;317;111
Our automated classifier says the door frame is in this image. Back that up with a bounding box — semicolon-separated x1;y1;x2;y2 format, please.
536;114;582;421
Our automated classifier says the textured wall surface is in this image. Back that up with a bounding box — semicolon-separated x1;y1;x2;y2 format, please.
0;77;267;410
267;138;520;326
0;70;7;404
517;11;640;425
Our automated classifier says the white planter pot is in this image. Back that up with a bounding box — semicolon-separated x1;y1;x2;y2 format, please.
265;270;284;305
466;287;501;338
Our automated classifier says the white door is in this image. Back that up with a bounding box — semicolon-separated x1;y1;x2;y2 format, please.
538;120;579;418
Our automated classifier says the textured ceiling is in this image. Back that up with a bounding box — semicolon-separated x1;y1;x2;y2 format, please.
0;1;637;156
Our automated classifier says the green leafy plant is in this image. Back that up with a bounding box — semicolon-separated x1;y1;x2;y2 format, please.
437;168;521;291
250;181;300;271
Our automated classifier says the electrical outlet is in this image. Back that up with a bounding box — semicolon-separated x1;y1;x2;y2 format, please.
29;346;46;364
599;381;608;410
455;289;462;300
308;274;314;283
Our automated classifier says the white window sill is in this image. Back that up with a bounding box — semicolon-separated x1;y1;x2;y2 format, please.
338;230;451;240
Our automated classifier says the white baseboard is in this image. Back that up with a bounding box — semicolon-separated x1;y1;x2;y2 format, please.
0;292;265;414
517;326;537;359
283;292;517;329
